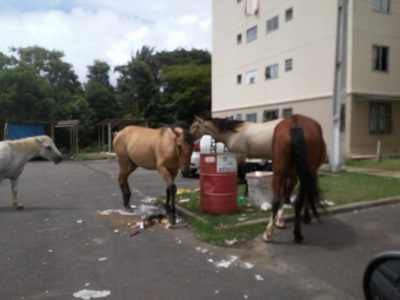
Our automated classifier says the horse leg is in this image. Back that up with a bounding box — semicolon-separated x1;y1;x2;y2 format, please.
275;175;295;228
159;167;178;224
117;163;137;211
294;191;305;243
165;183;177;224
263;175;282;242
303;201;312;224
275;207;285;229
10;178;23;209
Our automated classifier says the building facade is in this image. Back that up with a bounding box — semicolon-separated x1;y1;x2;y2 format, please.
212;0;400;157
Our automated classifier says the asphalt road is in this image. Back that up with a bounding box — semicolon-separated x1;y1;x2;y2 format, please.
0;160;399;300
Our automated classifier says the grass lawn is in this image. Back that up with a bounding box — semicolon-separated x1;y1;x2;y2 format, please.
346;157;400;171
177;169;400;245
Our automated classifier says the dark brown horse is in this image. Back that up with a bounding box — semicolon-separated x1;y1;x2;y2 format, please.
113;123;194;224
264;114;326;243
192;114;326;243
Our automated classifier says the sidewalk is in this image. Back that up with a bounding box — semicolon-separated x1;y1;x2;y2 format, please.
322;164;400;178
345;166;400;178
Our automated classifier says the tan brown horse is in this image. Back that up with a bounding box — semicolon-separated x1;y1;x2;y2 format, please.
113;123;194;224
192;114;326;243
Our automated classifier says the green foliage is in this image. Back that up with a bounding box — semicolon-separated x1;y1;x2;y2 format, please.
0;44;211;145
0;63;55;124
160;63;211;123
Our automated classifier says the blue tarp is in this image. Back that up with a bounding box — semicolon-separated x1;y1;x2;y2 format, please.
7;123;45;140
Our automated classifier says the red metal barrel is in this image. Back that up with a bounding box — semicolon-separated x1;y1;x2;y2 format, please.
200;153;238;214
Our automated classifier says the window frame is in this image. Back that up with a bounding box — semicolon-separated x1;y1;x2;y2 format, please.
373;0;391;13
265;64;279;79
372;45;390;73
237;74;242;85
285;8;293;22
263;109;279;122
266;15;279;33
237;33;242;44
369;103;392;134
285;58;293;72
282;108;293;118
246;69;257;85
246;113;257;123
246;26;258;43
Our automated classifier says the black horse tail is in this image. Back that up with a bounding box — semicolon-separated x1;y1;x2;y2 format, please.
291;126;320;220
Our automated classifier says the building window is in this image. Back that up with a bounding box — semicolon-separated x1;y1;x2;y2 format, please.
237;74;242;85
370;103;391;133
373;0;390;13
285;8;293;21
265;64;278;79
246;113;257;123
246;69;257;84
237;0;242;3
282;108;293;118
263;110;279;122
266;16;279;32
235;113;242;120
237;33;242;44
373;45;389;72
246;26;257;43
285;58;293;71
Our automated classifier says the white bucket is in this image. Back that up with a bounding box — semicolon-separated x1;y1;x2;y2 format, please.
246;171;273;208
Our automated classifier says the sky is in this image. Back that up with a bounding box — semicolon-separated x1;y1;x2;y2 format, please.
0;0;212;85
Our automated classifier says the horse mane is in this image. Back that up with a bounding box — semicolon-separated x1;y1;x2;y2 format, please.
206;118;245;133
163;122;194;145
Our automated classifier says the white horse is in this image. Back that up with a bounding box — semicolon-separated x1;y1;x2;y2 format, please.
0;135;62;209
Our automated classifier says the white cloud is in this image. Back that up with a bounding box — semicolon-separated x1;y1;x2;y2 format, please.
0;0;211;85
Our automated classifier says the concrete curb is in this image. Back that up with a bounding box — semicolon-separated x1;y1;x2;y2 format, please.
175;196;400;229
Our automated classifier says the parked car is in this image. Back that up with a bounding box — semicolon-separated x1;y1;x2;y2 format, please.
186;138;201;177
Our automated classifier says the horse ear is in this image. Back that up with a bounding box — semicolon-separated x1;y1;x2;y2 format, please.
171;127;185;145
34;137;44;144
195;116;204;124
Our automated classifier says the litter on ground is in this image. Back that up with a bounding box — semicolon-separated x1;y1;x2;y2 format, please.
225;238;238;246
255;274;264;281
73;289;111;299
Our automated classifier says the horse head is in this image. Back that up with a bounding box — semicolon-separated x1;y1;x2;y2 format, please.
171;126;194;177
192;116;244;147
35;136;62;164
190;117;207;140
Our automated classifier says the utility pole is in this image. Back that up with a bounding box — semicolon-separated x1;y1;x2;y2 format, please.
330;0;348;172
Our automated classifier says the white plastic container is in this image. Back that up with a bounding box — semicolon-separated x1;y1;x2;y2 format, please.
246;171;273;208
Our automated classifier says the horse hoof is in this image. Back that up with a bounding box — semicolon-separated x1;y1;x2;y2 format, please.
262;232;273;243
294;235;304;244
165;212;176;225
14;205;24;210
275;220;286;229
125;207;134;213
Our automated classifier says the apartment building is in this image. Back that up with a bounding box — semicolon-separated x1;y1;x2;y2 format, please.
212;0;400;156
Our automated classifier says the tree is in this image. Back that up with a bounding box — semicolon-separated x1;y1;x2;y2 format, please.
0;63;55;124
85;60;118;123
115;46;159;119
10;46;83;120
159;63;211;123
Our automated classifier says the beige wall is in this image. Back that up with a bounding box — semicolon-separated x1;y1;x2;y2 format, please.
351;0;400;95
